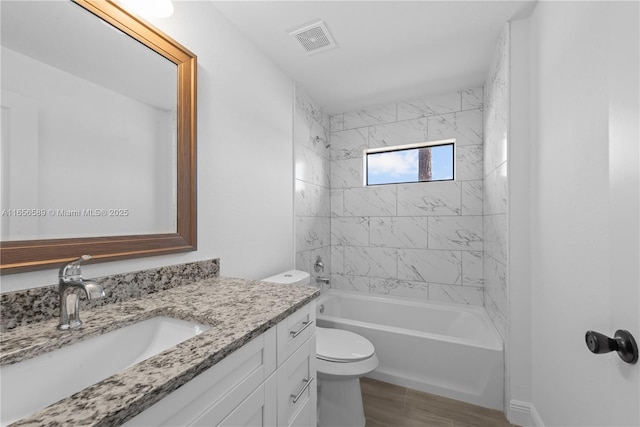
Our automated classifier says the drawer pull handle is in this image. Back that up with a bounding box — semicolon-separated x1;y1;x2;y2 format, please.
291;377;314;403
290;320;314;338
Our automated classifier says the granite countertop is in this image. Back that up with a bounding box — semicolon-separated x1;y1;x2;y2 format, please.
0;277;320;426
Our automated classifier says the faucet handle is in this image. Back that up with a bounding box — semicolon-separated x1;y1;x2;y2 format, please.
59;255;91;282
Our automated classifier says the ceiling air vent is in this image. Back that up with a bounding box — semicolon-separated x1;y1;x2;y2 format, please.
289;20;337;55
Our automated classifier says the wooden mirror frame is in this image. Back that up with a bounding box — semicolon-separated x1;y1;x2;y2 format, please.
0;0;197;274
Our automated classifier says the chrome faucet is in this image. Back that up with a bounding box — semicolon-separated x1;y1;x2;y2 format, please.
57;255;105;330
316;276;330;285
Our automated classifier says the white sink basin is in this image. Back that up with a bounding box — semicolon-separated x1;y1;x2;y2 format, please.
0;316;210;426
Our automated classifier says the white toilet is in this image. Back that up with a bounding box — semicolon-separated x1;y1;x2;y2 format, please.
262;270;378;427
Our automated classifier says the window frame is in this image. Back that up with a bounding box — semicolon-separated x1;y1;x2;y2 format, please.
363;138;456;186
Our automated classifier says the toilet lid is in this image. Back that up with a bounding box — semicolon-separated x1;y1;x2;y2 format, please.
316;327;375;362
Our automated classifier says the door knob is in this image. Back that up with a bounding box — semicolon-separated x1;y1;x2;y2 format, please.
585;330;638;364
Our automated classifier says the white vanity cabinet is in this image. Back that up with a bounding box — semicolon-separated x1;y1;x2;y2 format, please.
123;301;316;427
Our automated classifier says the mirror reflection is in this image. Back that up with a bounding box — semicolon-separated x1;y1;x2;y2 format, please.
1;1;178;241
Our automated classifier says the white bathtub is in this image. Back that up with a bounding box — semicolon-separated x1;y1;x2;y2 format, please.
316;290;504;410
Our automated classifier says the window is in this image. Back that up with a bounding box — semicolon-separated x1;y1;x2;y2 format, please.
364;139;455;186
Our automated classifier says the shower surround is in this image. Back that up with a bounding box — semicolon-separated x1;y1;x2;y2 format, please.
291;53;513;410
483;26;510;343
328;88;485;305
293;86;332;288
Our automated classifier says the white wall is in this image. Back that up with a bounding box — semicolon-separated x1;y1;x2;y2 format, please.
1;2;295;292
529;2;639;425
507;16;532;425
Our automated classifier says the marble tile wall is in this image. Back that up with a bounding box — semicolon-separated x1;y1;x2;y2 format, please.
329;87;485;306
294;87;331;291
483;26;510;343
0;258;220;331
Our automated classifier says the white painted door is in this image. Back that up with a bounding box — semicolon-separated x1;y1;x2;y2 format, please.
530;2;639;426
605;2;639;423
576;2;640;424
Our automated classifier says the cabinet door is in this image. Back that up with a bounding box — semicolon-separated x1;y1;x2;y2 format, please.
276;301;316;366
196;373;277;427
277;335;317;427
288;394;314;427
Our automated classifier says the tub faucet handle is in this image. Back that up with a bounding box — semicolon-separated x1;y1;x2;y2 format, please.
314;256;324;273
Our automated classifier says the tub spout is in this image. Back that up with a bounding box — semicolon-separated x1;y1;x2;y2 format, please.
316;276;330;285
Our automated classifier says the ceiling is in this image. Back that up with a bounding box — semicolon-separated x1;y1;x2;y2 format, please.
212;1;537;114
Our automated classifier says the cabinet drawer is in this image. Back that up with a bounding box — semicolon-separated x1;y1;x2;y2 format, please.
277;335;317;427
276;301;316;366
124;327;276;427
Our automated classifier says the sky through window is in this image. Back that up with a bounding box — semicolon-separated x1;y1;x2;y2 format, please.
366;143;454;185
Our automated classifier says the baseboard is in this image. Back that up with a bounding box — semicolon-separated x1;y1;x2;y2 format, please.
508;400;546;427
508;400;533;426
530;404;546;427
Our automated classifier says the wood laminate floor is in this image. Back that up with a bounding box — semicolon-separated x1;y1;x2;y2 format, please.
361;378;518;427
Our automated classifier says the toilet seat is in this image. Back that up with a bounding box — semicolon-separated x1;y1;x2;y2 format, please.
315;327;379;377
316;327;375;362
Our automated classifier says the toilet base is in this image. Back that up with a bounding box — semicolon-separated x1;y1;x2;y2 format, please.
317;374;366;427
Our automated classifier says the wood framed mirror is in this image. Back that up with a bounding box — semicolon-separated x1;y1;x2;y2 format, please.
0;0;197;274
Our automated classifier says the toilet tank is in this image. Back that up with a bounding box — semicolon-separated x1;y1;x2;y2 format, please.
261;270;310;286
